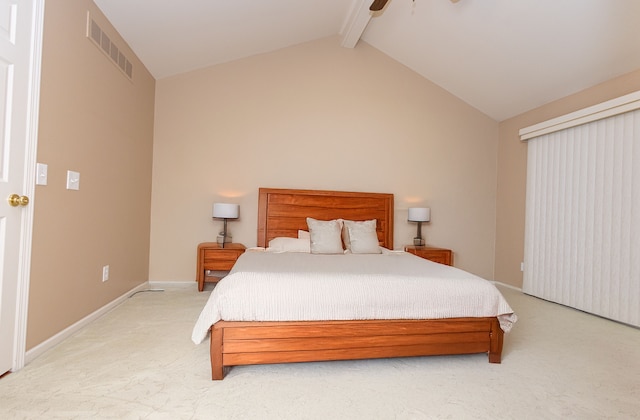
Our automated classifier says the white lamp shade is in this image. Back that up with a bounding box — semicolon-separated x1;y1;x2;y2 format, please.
408;207;430;222
212;203;239;219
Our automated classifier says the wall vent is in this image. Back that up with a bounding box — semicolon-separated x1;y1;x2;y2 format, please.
86;12;133;80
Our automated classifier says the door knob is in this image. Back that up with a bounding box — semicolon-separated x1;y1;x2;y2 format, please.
8;194;29;207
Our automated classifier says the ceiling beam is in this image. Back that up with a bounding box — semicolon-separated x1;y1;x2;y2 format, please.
340;0;373;48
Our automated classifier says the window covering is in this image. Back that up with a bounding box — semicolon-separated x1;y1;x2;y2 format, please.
523;108;640;327
520;90;640;141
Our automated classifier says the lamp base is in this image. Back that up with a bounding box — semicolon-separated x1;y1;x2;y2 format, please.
217;233;232;245
413;237;424;246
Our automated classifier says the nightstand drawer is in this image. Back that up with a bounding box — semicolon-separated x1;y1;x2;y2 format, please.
203;251;243;270
418;252;450;265
404;245;453;266
196;243;246;291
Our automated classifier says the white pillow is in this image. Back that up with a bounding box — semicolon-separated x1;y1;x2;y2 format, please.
267;237;310;253
298;230;310;239
343;219;381;254
306;218;344;254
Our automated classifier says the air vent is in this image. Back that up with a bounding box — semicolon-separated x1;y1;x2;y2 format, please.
86;12;133;80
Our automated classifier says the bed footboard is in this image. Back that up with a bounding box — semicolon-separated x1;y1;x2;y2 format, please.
210;317;503;380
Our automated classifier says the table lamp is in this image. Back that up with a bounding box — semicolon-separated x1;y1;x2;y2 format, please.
408;207;430;246
212;203;239;248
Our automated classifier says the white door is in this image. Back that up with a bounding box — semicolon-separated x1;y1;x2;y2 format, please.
0;0;42;375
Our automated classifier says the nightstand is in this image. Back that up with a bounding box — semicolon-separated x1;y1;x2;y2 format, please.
196;243;246;291
404;245;453;266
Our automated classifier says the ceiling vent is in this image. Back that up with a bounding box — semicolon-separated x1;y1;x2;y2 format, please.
86;12;133;80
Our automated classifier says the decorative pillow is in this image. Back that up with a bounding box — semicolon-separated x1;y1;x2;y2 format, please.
298;230;310;239
306;218;344;254
341;219;351;249
267;237;310;253
343;219;381;254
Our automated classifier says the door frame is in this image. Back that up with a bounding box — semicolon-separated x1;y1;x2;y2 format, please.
11;0;44;371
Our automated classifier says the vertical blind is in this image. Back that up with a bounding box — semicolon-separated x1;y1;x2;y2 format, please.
523;108;640;327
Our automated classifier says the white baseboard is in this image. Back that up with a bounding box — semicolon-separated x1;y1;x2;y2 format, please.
148;280;195;288
25;282;150;365
492;281;523;292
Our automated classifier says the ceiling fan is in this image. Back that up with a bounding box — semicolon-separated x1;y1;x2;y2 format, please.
370;0;460;12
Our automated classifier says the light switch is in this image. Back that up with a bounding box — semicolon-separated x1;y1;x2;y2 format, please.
66;170;80;190
36;163;48;185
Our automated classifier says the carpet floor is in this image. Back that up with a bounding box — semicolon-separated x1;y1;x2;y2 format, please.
0;283;638;419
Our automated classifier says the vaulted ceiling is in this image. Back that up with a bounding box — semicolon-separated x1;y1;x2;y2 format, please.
93;0;640;121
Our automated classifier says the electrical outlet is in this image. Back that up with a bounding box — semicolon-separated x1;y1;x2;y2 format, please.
102;265;109;282
520;262;524;272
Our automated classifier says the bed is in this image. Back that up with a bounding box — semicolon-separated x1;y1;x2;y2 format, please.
193;188;515;380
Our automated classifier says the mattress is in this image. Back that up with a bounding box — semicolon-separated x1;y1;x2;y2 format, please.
192;249;517;344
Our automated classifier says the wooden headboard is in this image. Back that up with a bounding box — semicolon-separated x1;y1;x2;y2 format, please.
257;188;394;249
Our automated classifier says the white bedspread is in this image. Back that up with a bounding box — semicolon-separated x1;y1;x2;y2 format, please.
191;250;517;344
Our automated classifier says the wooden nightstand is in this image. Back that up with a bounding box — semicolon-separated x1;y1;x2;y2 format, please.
404;245;453;266
196;243;246;291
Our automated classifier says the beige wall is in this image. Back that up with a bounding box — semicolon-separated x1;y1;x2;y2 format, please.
27;1;640;352
494;69;640;288
150;36;499;283
27;0;155;349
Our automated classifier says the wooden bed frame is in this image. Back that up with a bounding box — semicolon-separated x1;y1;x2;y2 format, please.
209;188;503;380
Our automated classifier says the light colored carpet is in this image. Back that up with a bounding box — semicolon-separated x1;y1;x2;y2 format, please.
0;283;638;419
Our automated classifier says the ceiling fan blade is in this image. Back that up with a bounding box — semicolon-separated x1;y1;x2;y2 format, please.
370;0;389;12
